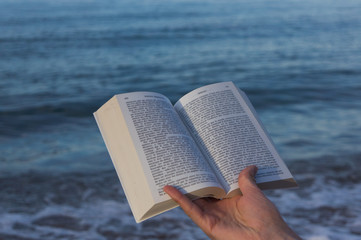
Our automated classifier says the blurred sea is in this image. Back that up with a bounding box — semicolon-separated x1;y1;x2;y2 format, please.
1;0;361;239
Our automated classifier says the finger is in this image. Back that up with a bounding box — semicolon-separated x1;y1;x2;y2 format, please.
238;165;260;195
163;186;205;225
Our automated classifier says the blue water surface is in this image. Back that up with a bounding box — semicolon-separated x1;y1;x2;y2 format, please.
1;0;361;239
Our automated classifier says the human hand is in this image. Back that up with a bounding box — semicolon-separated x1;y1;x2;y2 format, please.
163;166;301;240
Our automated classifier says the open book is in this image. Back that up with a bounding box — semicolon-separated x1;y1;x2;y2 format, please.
94;82;297;223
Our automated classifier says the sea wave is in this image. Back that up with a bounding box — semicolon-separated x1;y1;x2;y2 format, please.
1;0;361;239
0;156;360;240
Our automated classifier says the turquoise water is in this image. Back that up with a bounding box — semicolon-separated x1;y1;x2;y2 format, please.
1;0;361;239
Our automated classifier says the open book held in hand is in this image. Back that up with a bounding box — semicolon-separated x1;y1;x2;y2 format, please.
94;82;297;223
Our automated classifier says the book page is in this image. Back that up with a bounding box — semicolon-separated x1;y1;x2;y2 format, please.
174;82;294;194
116;92;223;202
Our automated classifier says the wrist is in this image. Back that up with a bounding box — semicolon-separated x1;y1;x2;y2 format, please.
260;222;301;240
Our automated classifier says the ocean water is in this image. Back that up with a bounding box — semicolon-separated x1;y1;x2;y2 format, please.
1;0;361;239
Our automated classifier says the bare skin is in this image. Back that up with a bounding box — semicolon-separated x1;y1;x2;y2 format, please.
164;165;301;240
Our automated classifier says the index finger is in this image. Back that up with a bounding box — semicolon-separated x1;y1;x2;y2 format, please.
163;186;205;225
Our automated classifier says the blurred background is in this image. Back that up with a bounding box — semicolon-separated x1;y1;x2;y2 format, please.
1;0;360;239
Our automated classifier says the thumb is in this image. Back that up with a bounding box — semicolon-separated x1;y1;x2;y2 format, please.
238;165;260;195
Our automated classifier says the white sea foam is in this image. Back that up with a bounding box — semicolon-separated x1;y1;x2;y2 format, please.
0;199;207;239
268;172;361;240
1;176;360;240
